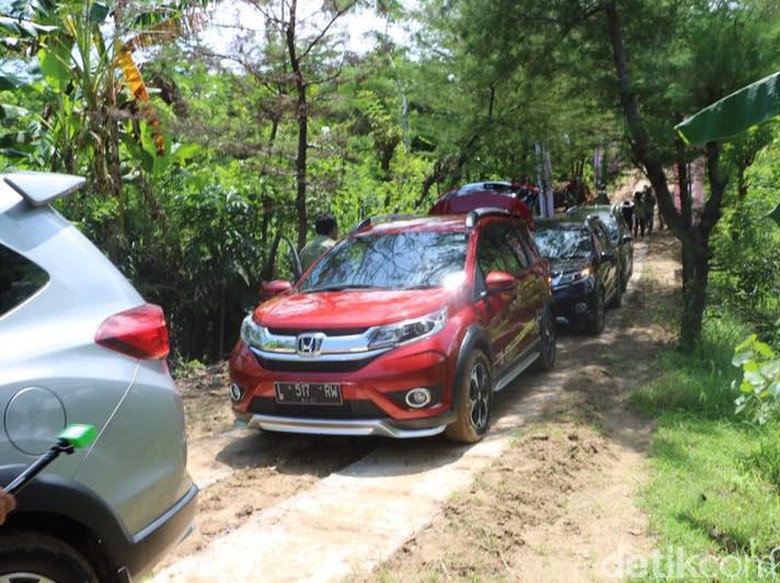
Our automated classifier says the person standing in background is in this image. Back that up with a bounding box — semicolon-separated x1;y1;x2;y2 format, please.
644;186;656;235
300;213;338;272
633;191;646;237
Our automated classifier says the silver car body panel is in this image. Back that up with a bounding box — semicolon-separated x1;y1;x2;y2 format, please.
0;179;194;540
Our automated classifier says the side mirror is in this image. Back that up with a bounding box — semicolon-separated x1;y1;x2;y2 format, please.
622;234;633;244
600;251;615;262
485;271;516;294
259;279;292;301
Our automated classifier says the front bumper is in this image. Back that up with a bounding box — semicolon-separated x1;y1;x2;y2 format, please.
230;339;458;439
551;279;596;323
234;411;456;439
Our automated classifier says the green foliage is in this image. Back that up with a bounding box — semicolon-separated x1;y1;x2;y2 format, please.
738;431;780;490
711;133;780;343
632;313;780;580
631;313;747;419
638;418;780;580
732;333;780;426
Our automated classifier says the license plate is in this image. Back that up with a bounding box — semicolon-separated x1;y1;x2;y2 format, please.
274;382;343;405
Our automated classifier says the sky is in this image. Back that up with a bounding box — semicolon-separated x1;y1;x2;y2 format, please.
199;1;413;57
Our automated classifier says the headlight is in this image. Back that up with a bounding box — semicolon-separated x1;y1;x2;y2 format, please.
368;308;448;350
240;315;266;347
555;267;592;286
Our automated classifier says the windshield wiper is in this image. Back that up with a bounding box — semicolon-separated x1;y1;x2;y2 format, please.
303;284;387;293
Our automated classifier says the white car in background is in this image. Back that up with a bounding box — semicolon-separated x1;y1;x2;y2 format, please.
0;172;197;583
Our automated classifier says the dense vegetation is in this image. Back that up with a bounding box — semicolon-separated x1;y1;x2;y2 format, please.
0;0;779;363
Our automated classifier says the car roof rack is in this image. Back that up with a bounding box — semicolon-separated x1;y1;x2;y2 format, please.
465;207;511;228
351;213;420;233
4;171;86;207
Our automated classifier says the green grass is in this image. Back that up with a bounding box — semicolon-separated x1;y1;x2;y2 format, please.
629;314;780;581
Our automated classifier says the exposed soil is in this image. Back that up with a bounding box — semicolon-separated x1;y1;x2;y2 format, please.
153;221;682;582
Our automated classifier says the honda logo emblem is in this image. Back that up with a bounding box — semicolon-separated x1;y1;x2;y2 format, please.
296;332;325;357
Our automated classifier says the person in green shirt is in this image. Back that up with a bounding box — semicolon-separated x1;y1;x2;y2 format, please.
300;213;338;272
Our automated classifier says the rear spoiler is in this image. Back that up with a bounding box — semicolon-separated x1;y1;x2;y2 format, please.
4;171;86;207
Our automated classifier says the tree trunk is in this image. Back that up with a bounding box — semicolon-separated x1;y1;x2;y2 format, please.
286;0;309;251
604;0;726;350
680;231;709;347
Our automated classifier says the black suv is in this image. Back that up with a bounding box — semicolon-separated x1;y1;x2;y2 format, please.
534;216;622;334
566;204;634;291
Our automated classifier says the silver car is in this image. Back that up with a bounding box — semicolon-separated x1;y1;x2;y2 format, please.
0;172;197;582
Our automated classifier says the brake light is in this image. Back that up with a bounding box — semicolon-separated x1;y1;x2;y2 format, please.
95;304;170;359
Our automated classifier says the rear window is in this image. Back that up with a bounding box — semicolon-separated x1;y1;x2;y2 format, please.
0;245;49;316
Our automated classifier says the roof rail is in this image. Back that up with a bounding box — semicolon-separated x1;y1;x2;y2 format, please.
465;207;511;228
351;213;420;233
4;171;86;207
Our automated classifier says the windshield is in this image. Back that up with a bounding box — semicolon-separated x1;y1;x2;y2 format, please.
299;231;467;292
535;227;593;260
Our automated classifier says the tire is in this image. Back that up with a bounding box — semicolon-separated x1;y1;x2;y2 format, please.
621;261;629;292
610;278;623;308
0;530;99;583
585;287;605;335
445;350;492;444
532;304;557;372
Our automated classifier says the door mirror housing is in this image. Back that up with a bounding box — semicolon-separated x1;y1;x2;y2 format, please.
259;279;292;301
485;271;515;294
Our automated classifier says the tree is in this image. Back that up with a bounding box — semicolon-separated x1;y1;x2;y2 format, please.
448;0;780;348
0;0;204;261
214;0;367;249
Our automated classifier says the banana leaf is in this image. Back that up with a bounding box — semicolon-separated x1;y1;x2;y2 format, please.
675;71;780;145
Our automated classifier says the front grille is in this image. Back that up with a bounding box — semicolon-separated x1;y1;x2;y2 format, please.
266;327;368;336
253;353;379;373
249;397;386;419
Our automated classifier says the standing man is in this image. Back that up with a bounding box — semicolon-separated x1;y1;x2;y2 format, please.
644;186;656;235
300;213;338;272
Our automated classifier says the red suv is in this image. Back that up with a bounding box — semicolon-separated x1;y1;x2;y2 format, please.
229;208;556;443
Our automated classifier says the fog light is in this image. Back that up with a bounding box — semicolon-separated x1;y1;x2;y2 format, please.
405;388;432;409
230;383;245;402
574;302;588;314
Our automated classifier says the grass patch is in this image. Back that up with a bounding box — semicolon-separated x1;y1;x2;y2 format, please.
631;314;748;419
630;314;780;581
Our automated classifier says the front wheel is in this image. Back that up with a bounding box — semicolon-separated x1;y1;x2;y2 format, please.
585;287;606;335
610;278;623;308
532;304;557;372
446;350;492;444
0;530;99;583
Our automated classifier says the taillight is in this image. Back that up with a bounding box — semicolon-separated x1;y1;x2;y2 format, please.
95;304;170;359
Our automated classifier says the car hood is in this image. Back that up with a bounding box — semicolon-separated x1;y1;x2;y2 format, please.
253;288;455;329
549;258;591;276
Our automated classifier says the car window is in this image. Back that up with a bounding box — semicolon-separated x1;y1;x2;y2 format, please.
511;224;539;265
502;224;533;270
0;245;49;316
478;224;525;275
300;231;467;291
602;216;620;243
594;225;612;252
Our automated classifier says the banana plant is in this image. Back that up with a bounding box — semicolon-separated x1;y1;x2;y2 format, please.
0;0;204;259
